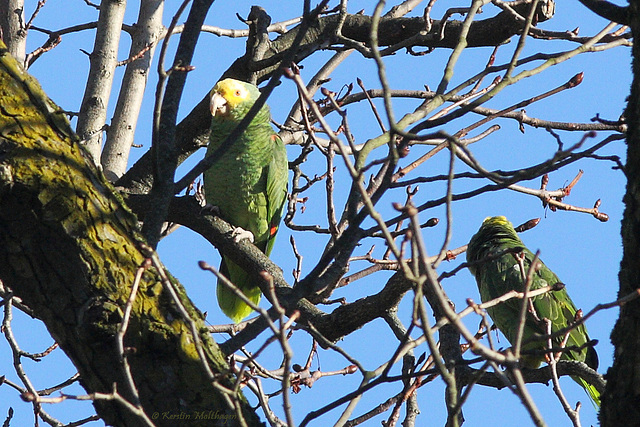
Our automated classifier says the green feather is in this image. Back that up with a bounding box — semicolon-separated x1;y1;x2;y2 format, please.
467;216;600;407
204;79;288;323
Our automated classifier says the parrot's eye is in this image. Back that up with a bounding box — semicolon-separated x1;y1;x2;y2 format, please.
235;90;242;97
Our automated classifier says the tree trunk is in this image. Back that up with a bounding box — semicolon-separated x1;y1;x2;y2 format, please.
0;42;261;427
601;1;640;425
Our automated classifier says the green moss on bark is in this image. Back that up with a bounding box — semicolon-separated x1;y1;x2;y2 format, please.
0;42;260;426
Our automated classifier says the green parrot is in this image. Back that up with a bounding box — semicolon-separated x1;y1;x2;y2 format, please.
204;78;288;323
466;216;600;406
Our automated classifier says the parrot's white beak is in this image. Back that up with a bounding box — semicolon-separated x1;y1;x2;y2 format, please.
210;92;228;117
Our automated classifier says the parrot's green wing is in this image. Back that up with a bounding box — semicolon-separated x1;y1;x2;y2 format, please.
467;216;600;407
204;79;288;323
264;133;288;257
216;133;287;323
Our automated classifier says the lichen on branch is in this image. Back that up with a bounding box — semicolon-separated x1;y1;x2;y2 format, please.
0;41;257;426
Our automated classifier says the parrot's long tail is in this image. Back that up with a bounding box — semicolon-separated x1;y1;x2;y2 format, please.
572;375;601;408
216;257;262;323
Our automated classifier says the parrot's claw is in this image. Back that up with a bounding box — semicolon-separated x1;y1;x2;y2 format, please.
231;227;255;244
195;182;207;207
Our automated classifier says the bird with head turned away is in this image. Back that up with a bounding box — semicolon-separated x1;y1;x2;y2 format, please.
466;216;600;406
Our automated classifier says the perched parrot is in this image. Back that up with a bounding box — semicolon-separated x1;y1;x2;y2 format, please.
466;216;600;406
203;78;288;323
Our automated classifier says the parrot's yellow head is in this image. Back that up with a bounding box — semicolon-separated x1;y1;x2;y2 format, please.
210;78;258;119
467;215;521;268
482;216;511;228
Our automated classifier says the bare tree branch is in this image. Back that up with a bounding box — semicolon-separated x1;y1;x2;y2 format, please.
101;0;164;181
75;0;127;161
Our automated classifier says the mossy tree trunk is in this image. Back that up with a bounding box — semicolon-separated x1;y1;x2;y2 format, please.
0;42;260;426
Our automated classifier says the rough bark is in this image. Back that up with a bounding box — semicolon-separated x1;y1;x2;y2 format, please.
0;42;260;427
601;1;640;426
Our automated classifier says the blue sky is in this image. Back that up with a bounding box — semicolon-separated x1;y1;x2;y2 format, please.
0;1;631;426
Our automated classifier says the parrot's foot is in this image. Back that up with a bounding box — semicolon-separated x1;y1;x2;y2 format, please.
231;227;255;244
195;182;207;207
